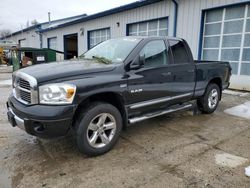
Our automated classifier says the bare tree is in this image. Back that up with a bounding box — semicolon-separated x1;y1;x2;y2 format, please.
31;19;39;26
26;20;30;28
0;29;12;38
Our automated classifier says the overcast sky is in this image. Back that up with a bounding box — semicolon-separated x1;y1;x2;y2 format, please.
0;0;136;32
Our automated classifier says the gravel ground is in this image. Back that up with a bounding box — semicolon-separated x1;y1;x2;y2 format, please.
0;73;250;188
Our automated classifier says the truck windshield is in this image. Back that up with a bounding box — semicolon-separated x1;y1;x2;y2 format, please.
82;38;141;64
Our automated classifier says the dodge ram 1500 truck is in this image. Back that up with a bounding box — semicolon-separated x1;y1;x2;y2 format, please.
7;36;231;156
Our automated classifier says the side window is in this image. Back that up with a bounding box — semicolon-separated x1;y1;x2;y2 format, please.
169;40;190;64
140;40;168;67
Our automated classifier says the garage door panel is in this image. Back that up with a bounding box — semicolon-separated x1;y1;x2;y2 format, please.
225;5;245;20
240;63;250;76
221;49;240;61
223;20;243;34
204;36;220;48
244;34;250;47
205;23;221;35
222;35;242;48
245;19;250;32
242;49;250;61
206;9;223;23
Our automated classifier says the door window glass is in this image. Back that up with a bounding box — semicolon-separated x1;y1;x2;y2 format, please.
140;40;168;67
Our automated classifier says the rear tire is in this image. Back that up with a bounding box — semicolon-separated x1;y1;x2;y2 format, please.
197;83;220;114
74;102;122;156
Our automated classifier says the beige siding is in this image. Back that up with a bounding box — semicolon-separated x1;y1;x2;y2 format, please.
7;29;40;48
177;0;250;59
42;0;174;54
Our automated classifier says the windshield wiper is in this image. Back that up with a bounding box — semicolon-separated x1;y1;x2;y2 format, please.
92;56;112;65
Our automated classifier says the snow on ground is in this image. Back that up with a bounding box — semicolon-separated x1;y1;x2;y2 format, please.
223;89;249;97
215;153;248;168
0;79;12;86
224;101;250;120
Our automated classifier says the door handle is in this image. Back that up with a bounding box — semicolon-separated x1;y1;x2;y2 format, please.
187;70;194;73
161;72;172;77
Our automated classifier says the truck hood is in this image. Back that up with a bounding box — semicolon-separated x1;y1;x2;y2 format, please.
18;60;118;83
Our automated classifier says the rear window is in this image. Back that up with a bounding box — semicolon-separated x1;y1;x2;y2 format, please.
169;40;190;64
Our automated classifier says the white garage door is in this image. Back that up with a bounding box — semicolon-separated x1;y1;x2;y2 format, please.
202;4;250;90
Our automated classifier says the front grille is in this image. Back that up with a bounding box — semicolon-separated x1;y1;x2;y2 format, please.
19;79;30;90
18;78;31;104
19;90;31;103
13;72;37;105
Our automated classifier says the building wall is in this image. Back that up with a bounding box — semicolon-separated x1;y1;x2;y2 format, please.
42;0;174;54
7;29;40;48
177;0;250;59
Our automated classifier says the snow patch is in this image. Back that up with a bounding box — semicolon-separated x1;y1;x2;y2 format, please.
223;90;249;97
224;101;250;119
245;166;250;177
0;79;12;86
215;153;248;168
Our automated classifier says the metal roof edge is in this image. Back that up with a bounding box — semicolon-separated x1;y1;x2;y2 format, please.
40;0;163;33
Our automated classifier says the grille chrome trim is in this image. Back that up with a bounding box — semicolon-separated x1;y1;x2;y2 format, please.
13;71;38;105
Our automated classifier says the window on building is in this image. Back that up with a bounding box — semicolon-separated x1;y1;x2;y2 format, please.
139;40;168;67
88;28;111;49
48;37;57;50
202;4;250;76
169;40;190;64
128;18;168;37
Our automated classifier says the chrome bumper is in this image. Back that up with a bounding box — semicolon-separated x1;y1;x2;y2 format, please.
8;107;25;130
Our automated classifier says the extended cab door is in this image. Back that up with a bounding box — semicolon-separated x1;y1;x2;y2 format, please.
167;39;196;102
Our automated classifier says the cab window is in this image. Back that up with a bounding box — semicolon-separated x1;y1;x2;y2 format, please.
140;40;168;67
169;40;190;64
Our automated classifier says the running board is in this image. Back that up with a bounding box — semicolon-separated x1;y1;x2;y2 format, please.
128;104;193;124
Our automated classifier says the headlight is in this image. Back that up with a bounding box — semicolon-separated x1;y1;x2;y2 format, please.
39;83;76;104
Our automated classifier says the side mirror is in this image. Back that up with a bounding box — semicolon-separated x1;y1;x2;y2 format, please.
129;55;145;70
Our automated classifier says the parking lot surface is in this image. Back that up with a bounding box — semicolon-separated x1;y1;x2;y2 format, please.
0;73;250;188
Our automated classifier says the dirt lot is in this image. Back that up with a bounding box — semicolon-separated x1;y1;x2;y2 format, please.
0;73;250;188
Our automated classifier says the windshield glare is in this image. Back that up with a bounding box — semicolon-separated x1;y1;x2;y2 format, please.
83;38;141;63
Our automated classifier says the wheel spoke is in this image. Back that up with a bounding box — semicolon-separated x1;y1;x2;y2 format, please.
100;133;109;144
103;122;115;130
97;114;107;126
88;123;98;131
89;131;99;145
212;92;217;97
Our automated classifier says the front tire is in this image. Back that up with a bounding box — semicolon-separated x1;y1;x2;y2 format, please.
75;102;122;156
197;83;220;114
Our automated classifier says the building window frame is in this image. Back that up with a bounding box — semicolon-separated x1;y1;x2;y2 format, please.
87;27;111;50
126;17;169;37
47;37;57;50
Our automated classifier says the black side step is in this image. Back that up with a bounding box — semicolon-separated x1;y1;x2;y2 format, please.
128;103;193;124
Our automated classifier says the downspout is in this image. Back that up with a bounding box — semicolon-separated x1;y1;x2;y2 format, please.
37;25;43;48
172;0;178;37
39;33;43;48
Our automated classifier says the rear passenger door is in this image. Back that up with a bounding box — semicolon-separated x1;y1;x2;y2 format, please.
167;39;196;102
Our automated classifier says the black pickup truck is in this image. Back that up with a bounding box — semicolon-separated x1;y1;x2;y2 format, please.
7;36;231;156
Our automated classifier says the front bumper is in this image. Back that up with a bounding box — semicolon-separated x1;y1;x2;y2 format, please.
7;96;76;138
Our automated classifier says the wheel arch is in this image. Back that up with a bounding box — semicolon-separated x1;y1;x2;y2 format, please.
73;92;128;129
207;77;222;100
